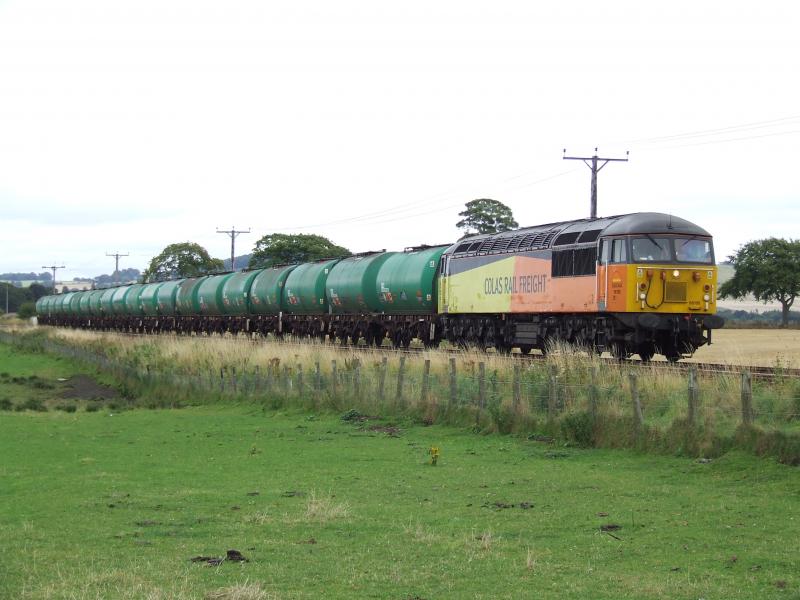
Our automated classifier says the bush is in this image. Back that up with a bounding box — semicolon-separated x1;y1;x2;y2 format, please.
0;398;12;411
560;412;595;447
55;403;77;413
17;302;36;320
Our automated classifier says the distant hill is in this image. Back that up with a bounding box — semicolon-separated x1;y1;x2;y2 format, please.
222;254;252;271
0;271;51;283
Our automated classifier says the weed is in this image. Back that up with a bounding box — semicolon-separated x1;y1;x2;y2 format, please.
15;398;46;412
304;490;350;522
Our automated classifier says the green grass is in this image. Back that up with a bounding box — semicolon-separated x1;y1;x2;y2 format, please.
1;405;798;599
0;342;79;411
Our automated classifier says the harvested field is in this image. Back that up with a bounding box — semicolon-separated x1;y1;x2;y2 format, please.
688;328;800;367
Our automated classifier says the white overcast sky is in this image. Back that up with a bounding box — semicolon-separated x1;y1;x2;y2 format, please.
1;0;798;279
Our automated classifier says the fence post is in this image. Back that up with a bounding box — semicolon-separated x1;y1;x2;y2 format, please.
589;365;598;420
687;366;698;427
449;357;457;408
513;363;521;410
629;372;644;435
741;371;753;426
231;366;238;394
378;357;388;405
283;365;291;395
264;364;272;395
297;364;304;397
314;361;321;399
220;367;225;393
548;365;557;420
395;356;406;405
331;360;338;398
421;359;431;404
478;362;486;410
354;359;361;400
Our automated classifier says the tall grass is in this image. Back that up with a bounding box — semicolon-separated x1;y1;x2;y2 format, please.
7;326;800;463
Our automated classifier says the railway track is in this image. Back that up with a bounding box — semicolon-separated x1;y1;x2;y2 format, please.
49;327;800;381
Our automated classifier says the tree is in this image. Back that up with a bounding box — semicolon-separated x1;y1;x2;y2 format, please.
456;199;518;237
142;242;224;282
249;234;350;269
719;238;800;328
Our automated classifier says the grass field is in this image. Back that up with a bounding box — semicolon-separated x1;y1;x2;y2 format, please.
1;342;799;599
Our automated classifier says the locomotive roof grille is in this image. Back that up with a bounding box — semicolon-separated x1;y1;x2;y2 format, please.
446;213;711;258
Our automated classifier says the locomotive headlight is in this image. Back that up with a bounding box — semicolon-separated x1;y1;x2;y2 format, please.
672;270;680;278
703;293;710;301
639;292;646;300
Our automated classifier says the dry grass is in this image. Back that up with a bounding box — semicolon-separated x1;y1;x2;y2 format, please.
204;582;277;600
688;328;800;367
304;490;350;522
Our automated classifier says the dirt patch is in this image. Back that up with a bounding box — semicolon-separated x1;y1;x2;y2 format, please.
482;501;534;510
191;549;249;567
59;375;118;401
365;424;401;437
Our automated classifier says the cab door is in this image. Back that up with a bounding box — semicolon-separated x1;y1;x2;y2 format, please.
597;239;609;310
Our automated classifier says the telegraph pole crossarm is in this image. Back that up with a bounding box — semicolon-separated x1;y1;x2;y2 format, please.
216;226;250;271
563;148;629;219
106;251;129;283
42;264;66;293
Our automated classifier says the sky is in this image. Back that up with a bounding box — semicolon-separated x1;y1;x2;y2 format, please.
1;0;798;280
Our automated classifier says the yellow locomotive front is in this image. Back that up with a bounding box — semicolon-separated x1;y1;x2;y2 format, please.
598;223;724;361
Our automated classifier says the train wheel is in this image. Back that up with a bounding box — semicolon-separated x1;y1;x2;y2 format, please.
637;343;655;363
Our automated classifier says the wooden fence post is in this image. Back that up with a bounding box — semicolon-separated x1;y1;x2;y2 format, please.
331;360;338;398
297;364;304;397
687;366;698;427
478;362;486;410
395;356;406;405
283;365;291;395
741;371;753;426
378;357;388;405
548;365;558;420
354;359;361;400
513;363;521;410
421;359;431;404
220;367;225;393
314;361;321;400
589;365;598;419
629;372;644;435
449;357;457;408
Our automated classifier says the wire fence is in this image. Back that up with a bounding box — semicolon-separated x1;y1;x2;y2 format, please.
3;331;796;441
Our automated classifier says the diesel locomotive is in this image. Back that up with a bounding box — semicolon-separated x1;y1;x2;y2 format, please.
36;211;724;361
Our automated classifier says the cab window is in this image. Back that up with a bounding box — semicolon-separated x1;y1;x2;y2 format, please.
631;237;672;262
611;239;627;263
675;238;713;264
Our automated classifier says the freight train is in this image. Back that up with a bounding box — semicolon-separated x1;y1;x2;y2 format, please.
36;212;724;361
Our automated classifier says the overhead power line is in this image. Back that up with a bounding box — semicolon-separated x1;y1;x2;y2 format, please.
619;114;800;147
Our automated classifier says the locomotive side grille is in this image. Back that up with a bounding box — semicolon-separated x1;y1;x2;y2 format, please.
664;282;687;303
